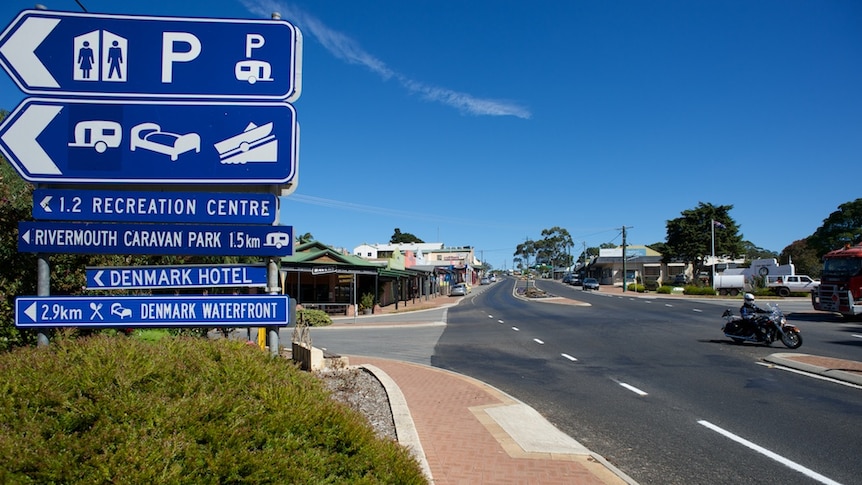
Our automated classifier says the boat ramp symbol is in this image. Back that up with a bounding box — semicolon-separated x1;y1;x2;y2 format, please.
214;122;278;164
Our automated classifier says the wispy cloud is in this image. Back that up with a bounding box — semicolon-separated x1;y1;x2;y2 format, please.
285;194;530;231
240;0;531;119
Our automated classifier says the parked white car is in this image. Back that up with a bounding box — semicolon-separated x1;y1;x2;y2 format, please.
450;283;468;296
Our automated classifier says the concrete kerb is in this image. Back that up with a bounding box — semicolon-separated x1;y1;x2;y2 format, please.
763;353;862;386
359;364;433;482
511;279;593;306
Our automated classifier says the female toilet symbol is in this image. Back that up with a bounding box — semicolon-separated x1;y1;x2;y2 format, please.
77;41;94;79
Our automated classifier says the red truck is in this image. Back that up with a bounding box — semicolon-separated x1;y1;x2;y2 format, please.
812;243;862;318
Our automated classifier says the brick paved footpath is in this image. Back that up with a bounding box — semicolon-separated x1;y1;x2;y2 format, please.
349;356;633;485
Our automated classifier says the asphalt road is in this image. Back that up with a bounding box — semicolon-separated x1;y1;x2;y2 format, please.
310;278;862;484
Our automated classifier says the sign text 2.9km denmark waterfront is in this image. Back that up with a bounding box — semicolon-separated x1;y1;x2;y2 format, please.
18;221;293;257
16;295;291;328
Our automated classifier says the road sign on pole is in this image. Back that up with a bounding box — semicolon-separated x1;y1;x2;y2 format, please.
86;264;269;290
0;9;302;101
0;98;297;184
33;188;278;224
15;295;291;328
18;221;293;257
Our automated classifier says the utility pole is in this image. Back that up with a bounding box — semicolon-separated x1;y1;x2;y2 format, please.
621;225;634;292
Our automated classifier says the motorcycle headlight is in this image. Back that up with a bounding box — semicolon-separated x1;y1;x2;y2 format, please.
779;317;786;325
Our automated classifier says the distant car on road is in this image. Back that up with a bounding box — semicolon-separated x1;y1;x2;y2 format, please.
480;277;491;285
450;283;468;296
582;278;600;290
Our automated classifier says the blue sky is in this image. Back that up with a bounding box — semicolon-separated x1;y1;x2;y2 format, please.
1;0;860;269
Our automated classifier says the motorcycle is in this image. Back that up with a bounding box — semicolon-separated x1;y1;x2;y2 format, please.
721;303;802;349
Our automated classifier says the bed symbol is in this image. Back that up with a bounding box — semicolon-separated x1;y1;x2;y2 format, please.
213;122;278;165
130;122;201;161
68;120;122;153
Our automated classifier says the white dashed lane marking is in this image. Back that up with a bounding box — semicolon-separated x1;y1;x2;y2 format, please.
619;382;648;396
698;420;842;485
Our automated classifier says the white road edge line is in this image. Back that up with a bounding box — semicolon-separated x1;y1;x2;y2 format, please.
693;308;703;313
533;338;544;345
756;362;862;390
498;320;504;324
561;353;578;362
853;334;862;339
698;420;842;485
511;326;519;332
619;382;648;396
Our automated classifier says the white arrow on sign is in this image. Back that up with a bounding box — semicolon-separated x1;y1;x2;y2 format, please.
21;229;31;244
39;195;53;213
24;302;37;322
0;104;63;175
0;17;60;88
93;270;105;287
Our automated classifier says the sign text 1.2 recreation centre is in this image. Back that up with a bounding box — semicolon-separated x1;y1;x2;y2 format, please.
33;188;278;224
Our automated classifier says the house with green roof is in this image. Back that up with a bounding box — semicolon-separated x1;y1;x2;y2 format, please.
280;240;439;316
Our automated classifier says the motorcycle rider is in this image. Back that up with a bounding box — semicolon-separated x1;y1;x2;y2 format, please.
740;293;769;340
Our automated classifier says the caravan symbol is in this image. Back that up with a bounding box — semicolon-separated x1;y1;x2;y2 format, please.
235;60;273;84
264;231;291;249
68;121;122;153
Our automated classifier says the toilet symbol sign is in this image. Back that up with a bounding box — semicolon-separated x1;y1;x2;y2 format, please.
73;30;127;82
0;9;302;101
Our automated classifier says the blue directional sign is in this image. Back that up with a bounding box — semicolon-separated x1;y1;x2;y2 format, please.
86;264;268;290
0;9;302;101
34;188;278;224
0;97;297;184
18;221;293;257
15;295;291;328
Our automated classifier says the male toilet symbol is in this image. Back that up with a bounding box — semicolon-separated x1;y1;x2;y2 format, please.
106;40;123;79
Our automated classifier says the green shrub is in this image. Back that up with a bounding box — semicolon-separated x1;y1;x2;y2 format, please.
644;280;659;291
298;308;332;327
656;285;673;294
683;285;717;296
0;336;425;484
626;283;647;293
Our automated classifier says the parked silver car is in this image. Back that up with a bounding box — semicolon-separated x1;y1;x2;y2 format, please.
582;278;600;290
450;283;468;296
